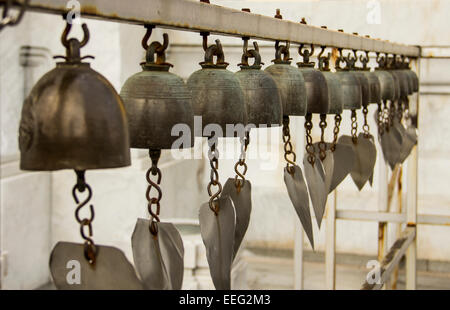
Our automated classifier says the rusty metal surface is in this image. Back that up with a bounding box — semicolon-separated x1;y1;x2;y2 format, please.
1;0;420;56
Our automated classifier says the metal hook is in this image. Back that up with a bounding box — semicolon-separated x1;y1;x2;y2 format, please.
61;22;90;48
0;0;29;31
141;24;155;50
299;43;315;65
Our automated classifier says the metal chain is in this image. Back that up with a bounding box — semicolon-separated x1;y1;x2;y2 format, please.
351;109;358;143
207;137;222;215
397;98;404;122
377;102;385;136
388;100;396;128
331;114;342;152
282;116;297;174
305;113;315;166
363;106;370;138
234;131;249;192
404;97;411;123
383;100;390;132
146;149;162;236
72;170;96;265
319;114;327;161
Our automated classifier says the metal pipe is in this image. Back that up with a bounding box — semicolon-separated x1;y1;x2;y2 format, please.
2;0;420;56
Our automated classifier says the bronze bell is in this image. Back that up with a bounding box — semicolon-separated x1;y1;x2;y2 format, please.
19;23;131;171
335;51;362;110
374;54;396;102
388;57;410;99
187;39;246;137
120;32;194;149
264;41;307;116
404;62;419;93
297;44;329;114
354;50;381;105
318;50;343;115
235;41;282;127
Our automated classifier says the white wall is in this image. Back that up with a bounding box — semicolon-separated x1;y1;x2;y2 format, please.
1;0;450;289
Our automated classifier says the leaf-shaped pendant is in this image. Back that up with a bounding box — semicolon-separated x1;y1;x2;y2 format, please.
284;165;314;249
329;142;356;193
303;156;327;228
132;219;184;290
339;134;377;191
221;178;252;261
398;122;416;163
199;196;236;290
379;126;402;170
50;242;143;290
313;143;335;194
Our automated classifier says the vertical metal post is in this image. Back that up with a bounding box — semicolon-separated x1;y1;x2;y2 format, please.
293;116;305;290
377;143;389;289
405;57;420;289
325;190;336;290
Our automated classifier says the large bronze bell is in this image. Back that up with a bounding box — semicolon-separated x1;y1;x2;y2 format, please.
19;23;130;171
264;41;307;116
374;55;396;102
388;57;410;99
235;41;282;127
120;32;194;149
297;44;329;114
187;39;246;137
354;51;381;105
335;51;362;110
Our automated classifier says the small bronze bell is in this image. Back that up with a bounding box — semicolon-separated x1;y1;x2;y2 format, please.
235;41;282;127
264;41;307;116
187;38;246;137
297;44;329;114
356;51;381;104
120;32;194;149
388;56;410;99
317;49;343;115
374;54;396;102
19;23;130;171
335;50;362;110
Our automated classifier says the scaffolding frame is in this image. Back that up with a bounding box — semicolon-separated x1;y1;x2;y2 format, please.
2;0;440;290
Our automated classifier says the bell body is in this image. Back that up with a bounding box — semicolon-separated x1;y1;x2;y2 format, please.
390;70;410;98
405;69;419;92
388;71;401;101
19;63;131;171
361;71;381;104
121;69;194;149
336;71;362;110
264;64;307;116
187;68;246;137
298;65;329;114
401;69;414;95
235;68;282;127
352;71;370;107
321;71;344;115
374;70;396;101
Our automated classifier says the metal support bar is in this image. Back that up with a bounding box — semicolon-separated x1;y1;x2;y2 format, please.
361;227;416;290
335;210;450;226
2;0;420;56
325;190;336;290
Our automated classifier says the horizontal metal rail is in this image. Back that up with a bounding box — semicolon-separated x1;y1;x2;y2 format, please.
2;0;420;57
336;210;450;226
361;226;416;290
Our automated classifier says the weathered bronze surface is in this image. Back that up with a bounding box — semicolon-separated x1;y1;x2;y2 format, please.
187;39;246;137
322;72;344;114
336;71;362;110
297;58;329;114
121;33;194;149
19;23;130;171
373;70;396;101
352;71;370;107
235;43;282;127
363;71;382;104
264;42;307;116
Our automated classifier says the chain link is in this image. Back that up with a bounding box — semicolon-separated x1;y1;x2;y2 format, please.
382;101;390;132
282;116;297;174
377;102;385;136
72;170;96;265
234;131;249;191
146;149;162;235
351;110;358;143
207;137;222;215
319;114;327;161
362;106;370;138
331;114;342;152
305;113;315;165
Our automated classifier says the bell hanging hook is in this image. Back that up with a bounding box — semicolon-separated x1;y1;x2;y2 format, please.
0;0;29;31
55;22;94;63
299;43;315;64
